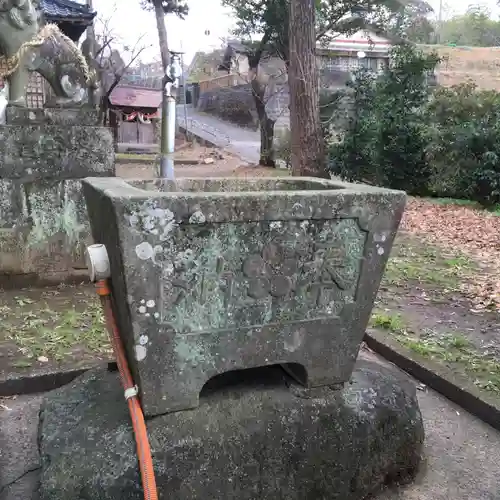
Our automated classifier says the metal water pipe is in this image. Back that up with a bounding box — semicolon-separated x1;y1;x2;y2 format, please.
159;51;183;179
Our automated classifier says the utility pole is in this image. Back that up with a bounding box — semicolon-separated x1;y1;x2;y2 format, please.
437;0;443;44
180;39;189;138
85;0;95;52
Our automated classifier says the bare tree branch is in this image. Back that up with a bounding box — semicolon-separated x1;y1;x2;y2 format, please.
90;11;152;125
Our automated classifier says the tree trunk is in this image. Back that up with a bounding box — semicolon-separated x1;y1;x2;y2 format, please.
259;116;276;167
288;0;328;178
251;78;276;167
99;95;108;126
153;0;170;71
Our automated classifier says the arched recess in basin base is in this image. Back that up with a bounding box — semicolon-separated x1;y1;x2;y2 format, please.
199;363;308;399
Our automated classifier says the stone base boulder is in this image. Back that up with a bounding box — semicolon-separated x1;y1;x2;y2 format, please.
37;359;424;500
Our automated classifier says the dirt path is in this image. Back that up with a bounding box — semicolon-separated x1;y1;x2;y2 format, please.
116;143;290;179
117;162;290;179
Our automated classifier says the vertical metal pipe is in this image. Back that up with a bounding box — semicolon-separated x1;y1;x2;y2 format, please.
160;53;181;180
165;85;176;180
180;44;189;139
159;83;170;178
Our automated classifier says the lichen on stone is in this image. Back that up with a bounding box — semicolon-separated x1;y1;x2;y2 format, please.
152;218;366;334
174;337;215;372
26;182;85;250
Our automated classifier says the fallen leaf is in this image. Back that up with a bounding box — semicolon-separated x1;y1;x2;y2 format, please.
402;198;500;311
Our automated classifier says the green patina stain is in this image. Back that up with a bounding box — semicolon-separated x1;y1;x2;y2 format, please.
157;218;366;334
170;244;228;332
165;225;245;334
26;185;86;250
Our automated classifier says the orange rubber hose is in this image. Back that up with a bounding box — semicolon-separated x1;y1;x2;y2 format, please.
95;280;158;500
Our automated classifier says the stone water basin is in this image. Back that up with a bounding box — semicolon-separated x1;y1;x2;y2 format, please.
82;177;406;416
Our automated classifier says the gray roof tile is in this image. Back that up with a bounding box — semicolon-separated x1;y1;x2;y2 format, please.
41;0;96;21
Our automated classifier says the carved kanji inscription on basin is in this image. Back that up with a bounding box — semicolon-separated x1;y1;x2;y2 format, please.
158;219;366;334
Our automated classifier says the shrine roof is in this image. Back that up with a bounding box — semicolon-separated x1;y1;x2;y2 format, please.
109;86;162;109
41;0;96;23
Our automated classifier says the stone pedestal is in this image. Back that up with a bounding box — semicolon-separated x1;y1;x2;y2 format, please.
5;106;100;126
0;108;114;285
37;358;424;500
82;177;406;416
36;176;423;499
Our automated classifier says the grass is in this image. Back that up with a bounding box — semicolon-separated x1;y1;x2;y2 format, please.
0;288;110;367
383;234;477;289
370;311;405;331
370;311;500;395
116;153;157;161
428;197;500;216
375;231;500;395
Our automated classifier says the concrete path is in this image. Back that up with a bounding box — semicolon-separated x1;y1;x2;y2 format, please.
176;105;261;164
362;348;500;500
0;394;43;500
1;350;500;499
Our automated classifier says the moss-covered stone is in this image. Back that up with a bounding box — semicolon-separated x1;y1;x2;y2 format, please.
6;107;100;127
0;124;114;181
0;115;114;283
83;176;406;416
37;359;424;500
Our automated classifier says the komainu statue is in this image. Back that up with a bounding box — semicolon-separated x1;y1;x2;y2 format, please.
0;0;96;107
